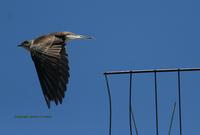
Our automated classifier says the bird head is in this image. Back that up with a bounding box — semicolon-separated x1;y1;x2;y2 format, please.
18;40;32;50
65;32;93;42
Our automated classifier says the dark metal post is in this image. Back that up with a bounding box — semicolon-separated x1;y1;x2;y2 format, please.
177;70;183;135
131;106;139;135
129;73;133;135
129;72;139;135
105;75;112;135
154;72;159;135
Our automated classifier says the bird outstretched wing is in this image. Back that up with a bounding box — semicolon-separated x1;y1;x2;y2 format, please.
30;35;69;108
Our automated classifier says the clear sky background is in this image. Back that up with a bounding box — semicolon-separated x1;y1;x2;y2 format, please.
0;0;200;134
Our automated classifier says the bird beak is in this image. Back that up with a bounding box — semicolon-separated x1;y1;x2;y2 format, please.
66;34;94;40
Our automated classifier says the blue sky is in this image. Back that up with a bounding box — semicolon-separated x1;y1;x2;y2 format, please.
0;0;200;134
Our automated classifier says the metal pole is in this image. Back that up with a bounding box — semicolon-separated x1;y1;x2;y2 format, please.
168;102;177;135
129;73;133;135
154;72;159;135
131;106;139;135
177;70;183;135
105;75;112;135
104;67;200;75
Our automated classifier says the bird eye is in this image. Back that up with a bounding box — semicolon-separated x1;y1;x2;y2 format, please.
23;41;29;44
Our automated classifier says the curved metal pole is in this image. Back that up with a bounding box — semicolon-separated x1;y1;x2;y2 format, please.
131;106;139;135
105;75;112;135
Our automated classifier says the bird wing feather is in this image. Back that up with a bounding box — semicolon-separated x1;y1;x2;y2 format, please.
30;35;69;108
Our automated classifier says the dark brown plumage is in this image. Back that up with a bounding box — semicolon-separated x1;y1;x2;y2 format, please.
19;32;92;108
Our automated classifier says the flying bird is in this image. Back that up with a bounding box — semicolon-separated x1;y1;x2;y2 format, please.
19;32;92;108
